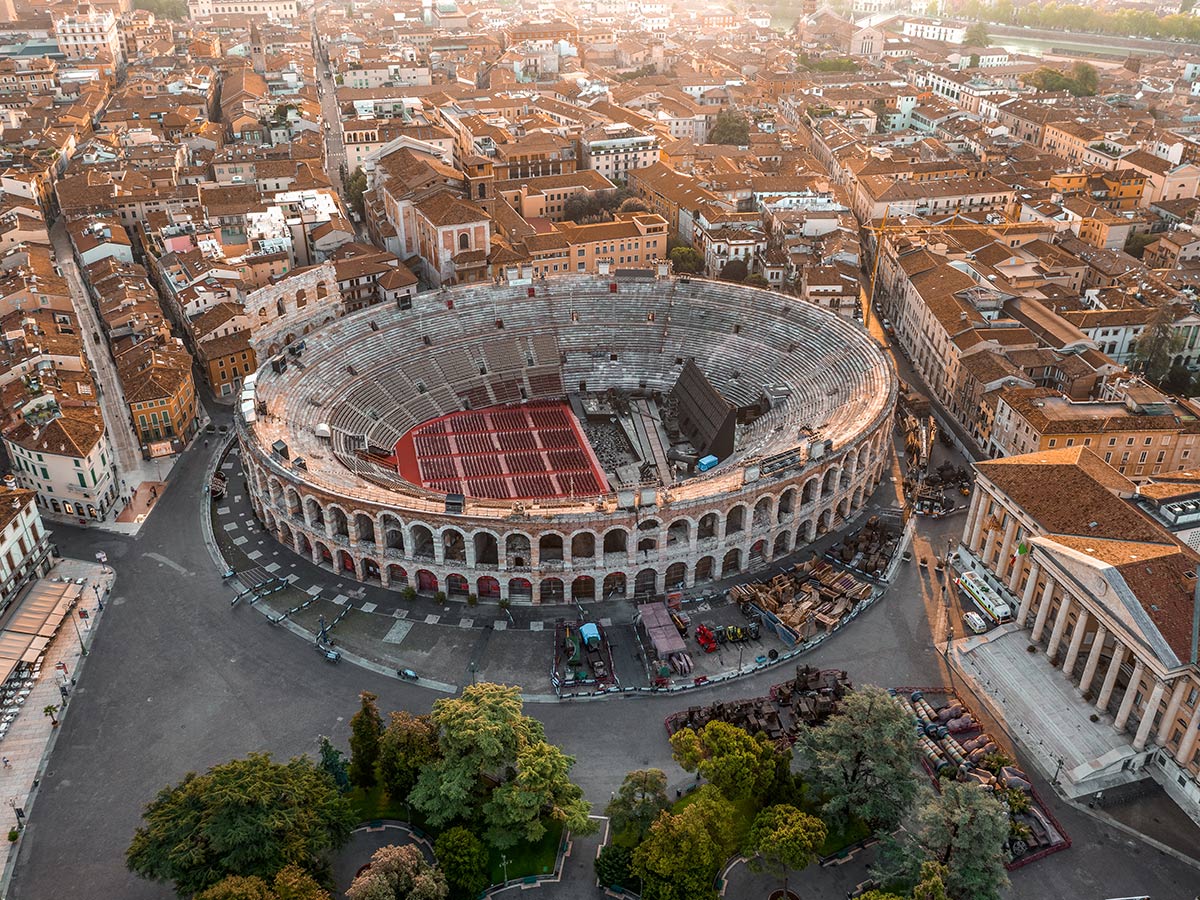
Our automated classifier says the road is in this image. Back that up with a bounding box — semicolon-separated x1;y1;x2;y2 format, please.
315;40;347;186
49;220;142;476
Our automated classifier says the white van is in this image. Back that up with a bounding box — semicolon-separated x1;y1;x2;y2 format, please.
956;571;1013;624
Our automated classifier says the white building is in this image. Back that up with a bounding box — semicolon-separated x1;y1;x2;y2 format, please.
581;124;659;184
901;18;967;44
3;413;118;524
53;6;123;63
0;485;53;612
187;0;302;18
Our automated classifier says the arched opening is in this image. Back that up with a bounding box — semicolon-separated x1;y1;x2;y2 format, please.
337;549;355;573
752;497;772;529
383;516;405;552
474;532;499;565
837;498;850;520
388;564;408;586
411;524;435;559
777;489;796;522
749;539;768;567
279;522;293;548
447;573;469;597
540;577;564;604
362;558;380;582
602;572;626;599
822;468;838;498
298;532;312;556
315;541;332;566
634;568;658;598
506;533;531;567
801;478;819;505
572;576;595;602
666;519;690;547
355;513;376;544
539;533;564;562
726;505;745;535
603;528;628;556
330;507;349;539
840;468;852;490
477;576;500;600
697;513;718;540
571;532;595;559
773;531;791;557
852;487;864;510
695;556;715;583
665;562;687;589
508;577;532;602
285;487;301;517
459;232;470;251
305;497;324;528
722;548;741;576
797;520;813;545
818;509;833;534
637;536;657;553
443;528;467;562
416;569;438;593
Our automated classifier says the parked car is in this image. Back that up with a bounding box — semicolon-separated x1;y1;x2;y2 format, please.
963;611;988;635
881;317;894;333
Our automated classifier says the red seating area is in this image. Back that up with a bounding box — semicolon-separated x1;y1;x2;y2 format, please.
393;400;608;500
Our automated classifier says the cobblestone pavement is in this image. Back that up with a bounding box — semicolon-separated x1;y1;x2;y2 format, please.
5;402;1199;900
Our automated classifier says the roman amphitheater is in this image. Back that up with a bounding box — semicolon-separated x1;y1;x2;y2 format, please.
236;271;897;604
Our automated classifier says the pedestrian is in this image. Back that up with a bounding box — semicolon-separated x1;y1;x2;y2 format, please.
3;757;10;769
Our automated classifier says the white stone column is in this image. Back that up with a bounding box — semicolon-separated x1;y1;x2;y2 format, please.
1046;594;1073;661
1017;561;1041;626
1096;642;1127;712
1114;659;1146;733
1078;623;1108;695
1031;580;1055;642
997;516;1018;581
1007;540;1027;592
1134;680;1166;751
965;491;986;550
1062;608;1088;675
1175;700;1200;765
1158;680;1188;746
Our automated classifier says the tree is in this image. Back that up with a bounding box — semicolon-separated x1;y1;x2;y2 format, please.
43;705;58;727
1165;363;1193;396
1070;61;1098;96
719;258;748;282
378;711;438;802
134;0;189;18
344;167;368;218
708;110;750;146
606;769;670;840
669;246;704;274
126;753;355;896
594;844;635;890
746;805;827;898
349;692;384;790
346;844;447;900
911;861;951;900
432;827;488;900
482;740;593;848
873;784;1010;900
632;787;735;900
1124;231;1156;259
745;273;770;288
618;197;650;213
319;736;350;793
964;23;990;46
670;720;781;802
1133;301;1186;384
196;866;331;900
795;685;919;833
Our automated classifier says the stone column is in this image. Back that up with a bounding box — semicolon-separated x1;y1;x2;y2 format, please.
1133;680;1166;751
1114;659;1146;733
997;516;1018;581
1007;540;1028;592
1031;580;1055;642
1062;608;1088;675
965;492;986;550
1158;680;1188;746
1046;594;1073;661
1017;561;1041;626
1078;623;1108;695
1175;701;1200;765
1096;642;1128;712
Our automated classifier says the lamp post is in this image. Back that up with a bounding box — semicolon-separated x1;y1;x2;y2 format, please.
1052;755;1065;787
92;583;103;611
8;798;24;832
500;853;509;884
469;661;476;686
70;611;88;657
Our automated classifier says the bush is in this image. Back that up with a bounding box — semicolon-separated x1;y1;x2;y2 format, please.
434;827;489;900
7;828;17;842
434;591;447;605
594;844;635;889
403;586;417;601
467;593;478;607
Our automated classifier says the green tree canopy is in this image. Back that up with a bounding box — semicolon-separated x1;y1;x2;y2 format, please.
344;167;368;218
746;804;827;896
709;110;750;146
195;865;331;900
378;711;438;802
432;827;489;900
482;739;592;848
594;844;636;890
795;685;919;832
632;786;735;900
719;257;748;282
1133;300;1186;383
134;0;189;19
126;754;355;896
669;245;704;274
874;783;1010;900
349;691;384;790
670;720;781;802
606;768;670;840
319;736;350;793
964;23;990;46
346;844;447;900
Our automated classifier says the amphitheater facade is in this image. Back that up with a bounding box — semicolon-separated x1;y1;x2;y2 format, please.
237;273;897;604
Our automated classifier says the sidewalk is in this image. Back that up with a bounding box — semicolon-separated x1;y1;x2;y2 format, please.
0;558;113;897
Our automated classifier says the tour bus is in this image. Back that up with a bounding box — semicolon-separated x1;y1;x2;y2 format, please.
956;570;1013;624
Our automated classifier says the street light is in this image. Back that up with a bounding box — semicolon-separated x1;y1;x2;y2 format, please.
469;661;476;686
70;611;89;657
92;583;103;611
500;853;509;884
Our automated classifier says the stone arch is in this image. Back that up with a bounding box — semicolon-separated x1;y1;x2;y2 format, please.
382;514;405;552
695;556;715;583
416;569;438;593
506;532;532;567
388;564;408;586
752;496;773;529
447;573;469;597
602;527;628;556
858;444;871;473
697;512;718;540
837;497;850;520
279;521;294;548
602;572;626;599
355;512;376;544
314;540;332;566
721;548;741;576
459;232;470;251
442;527;467;562
818;509;833;533
822;467;839;498
634;568;658;597
665;561;687;589
304;496;324;528
285;486;301;517
477;575;500;600
572;575;595;602
852;486;865;511
539;533;564;562
410;523;435;559
508;577;532;601
336;548;355;574
749;538;768;567
268;476;284;507
801;477;819;505
666;518;691;547
328;504;349;538
540;577;564;604
796;519;813;545
474;531;499;565
773;530;791;557
362;557;380;582
571;531;596;559
726;505;746;535
297;531;312;557
777;488;796;522
263;507;277;533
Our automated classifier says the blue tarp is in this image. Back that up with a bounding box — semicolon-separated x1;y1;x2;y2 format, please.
579;622;601;646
